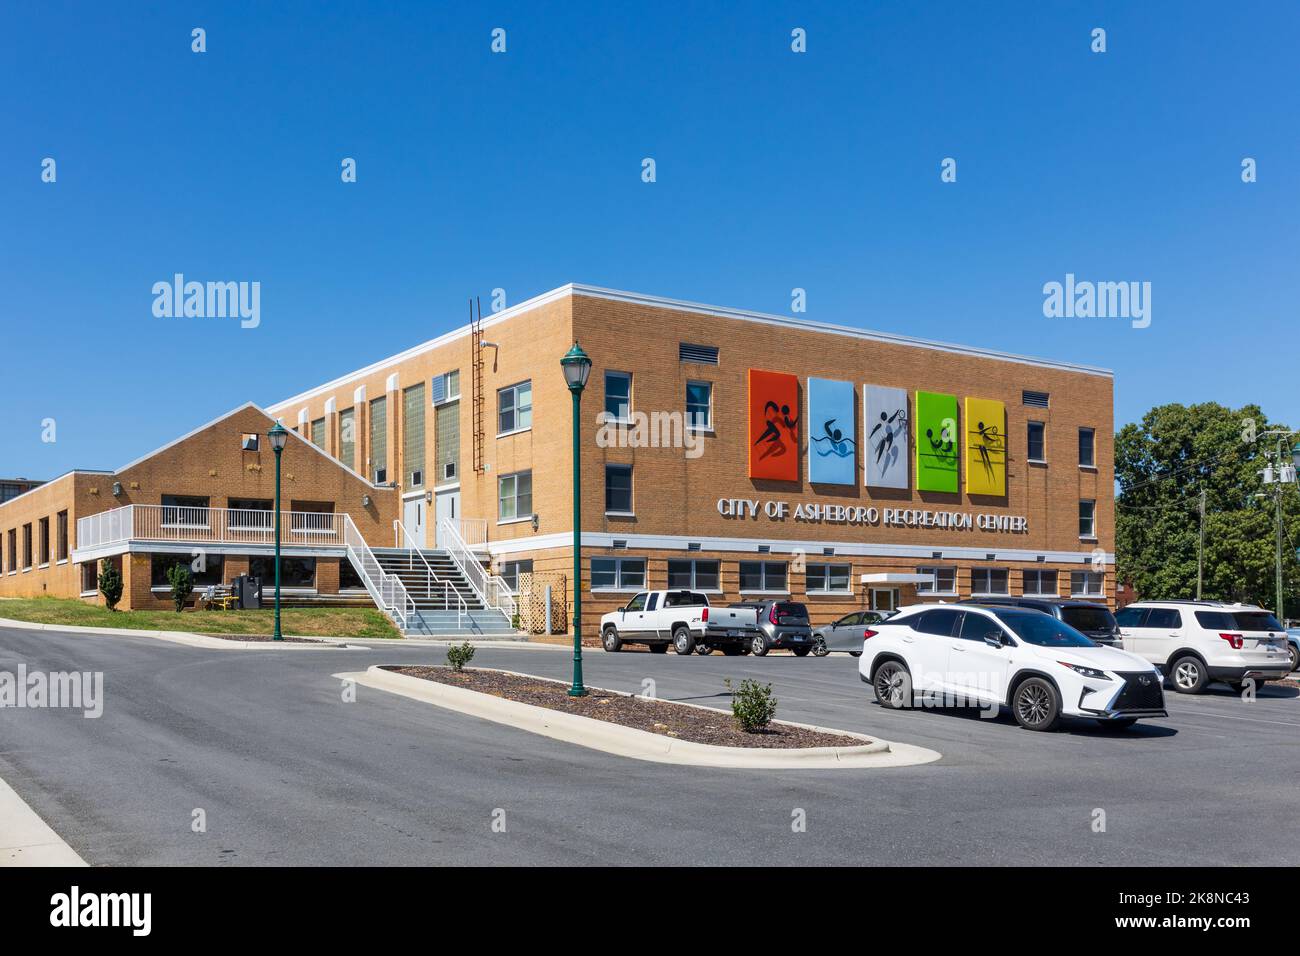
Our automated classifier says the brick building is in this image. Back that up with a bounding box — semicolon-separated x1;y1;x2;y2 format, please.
0;284;1114;640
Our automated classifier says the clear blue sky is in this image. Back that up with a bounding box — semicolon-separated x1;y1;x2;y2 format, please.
3;1;1297;478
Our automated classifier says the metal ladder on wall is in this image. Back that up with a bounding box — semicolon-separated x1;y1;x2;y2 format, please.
470;297;485;475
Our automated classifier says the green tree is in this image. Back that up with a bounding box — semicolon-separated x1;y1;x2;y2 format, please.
98;558;123;611
165;563;194;612
1115;402;1300;616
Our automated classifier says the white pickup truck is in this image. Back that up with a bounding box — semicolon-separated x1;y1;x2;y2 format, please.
600;590;761;655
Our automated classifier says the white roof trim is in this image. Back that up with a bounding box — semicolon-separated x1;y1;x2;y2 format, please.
266;282;1110;413
0;471;88;513
297;408;308;425
385;372;399;392
324;396;336;414
353;384;366;403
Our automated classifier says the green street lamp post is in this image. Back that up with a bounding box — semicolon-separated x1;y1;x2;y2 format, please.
267;420;291;641
560;342;593;696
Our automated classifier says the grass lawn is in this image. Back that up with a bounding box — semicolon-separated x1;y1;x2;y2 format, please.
0;597;401;639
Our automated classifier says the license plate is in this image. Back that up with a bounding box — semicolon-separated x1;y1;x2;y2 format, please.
728;629;742;637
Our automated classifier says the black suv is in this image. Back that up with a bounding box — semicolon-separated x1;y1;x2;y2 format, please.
956;597;1121;646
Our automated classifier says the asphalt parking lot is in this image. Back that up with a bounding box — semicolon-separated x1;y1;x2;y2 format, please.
2;626;1298;866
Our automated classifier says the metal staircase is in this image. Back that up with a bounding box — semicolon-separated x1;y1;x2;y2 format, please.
367;547;519;637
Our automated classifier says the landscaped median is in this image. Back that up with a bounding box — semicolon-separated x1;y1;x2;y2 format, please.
338;664;941;769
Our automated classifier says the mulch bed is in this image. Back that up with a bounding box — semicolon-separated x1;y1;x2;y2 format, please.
204;633;329;644
387;666;866;749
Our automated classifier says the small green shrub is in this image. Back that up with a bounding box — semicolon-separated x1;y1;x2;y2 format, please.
446;641;476;672
725;677;777;733
165;564;193;613
98;559;123;611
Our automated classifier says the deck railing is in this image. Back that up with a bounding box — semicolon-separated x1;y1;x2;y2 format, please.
438;517;516;621
77;505;344;550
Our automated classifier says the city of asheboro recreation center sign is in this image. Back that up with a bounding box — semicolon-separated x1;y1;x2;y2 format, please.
717;498;1029;533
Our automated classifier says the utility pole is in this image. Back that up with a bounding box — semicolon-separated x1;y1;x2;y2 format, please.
1258;430;1299;624
1276;436;1285;623
1197;487;1206;600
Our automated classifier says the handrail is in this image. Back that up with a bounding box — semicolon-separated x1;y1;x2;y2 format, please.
437;517;517;621
343;513;414;630
76;504;344;550
394;519;466;629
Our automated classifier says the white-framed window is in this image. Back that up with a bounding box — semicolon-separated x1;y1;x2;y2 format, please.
805;562;852;594
1078;427;1096;468
739;560;787;593
1079;499;1096;539
605;464;633;514
916;566;957;596
666;559;720;591
498;471;533;521
1071;570;1105;597
80;560;99;595
686;380;713;431
498;381;532;435
1022;568;1059;596
971;567;1010;596
591;556;646;591
1027;421;1046;463
500;559;533;593
604;371;631;424
432;369;460;405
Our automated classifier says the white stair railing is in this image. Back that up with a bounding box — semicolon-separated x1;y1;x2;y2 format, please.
437;517;517;623
343;513;414;630
394;519;466;629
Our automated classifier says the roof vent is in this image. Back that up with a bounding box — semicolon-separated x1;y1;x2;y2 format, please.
757;544;770;553
679;342;719;365
1022;390;1050;408
687;542;702;551
612;539;627;549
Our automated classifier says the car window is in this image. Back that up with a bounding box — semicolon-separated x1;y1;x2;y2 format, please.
915;609;961;637
775;602;808;621
958;612;1003;643
1233;611;1283;631
835;612;862;627
1114;607;1145;627
862;611;885;624
1145;608;1182;629
1194;610;1234;630
1062;605;1118;632
646;593;659;611
625;593;646;612
997;610;1095;647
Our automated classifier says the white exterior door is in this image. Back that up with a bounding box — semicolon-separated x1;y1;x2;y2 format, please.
402;496;425;546
434;489;459;547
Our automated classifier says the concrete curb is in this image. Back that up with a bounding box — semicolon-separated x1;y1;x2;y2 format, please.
339;665;942;770
0;773;87;867
0;616;371;651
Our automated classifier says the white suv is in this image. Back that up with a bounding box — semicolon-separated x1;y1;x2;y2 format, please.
1114;601;1291;694
859;604;1166;731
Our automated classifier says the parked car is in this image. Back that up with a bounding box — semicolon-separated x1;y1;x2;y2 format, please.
812;610;886;656
1113;600;1291;694
958;597;1121;646
860;604;1166;731
728;600;815;656
599;590;760;655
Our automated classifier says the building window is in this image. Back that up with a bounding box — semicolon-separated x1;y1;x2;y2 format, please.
916;566;957;596
805;562;851;594
500;559;534;593
290;501;335;534
161;494;210;529
432;369;460;404
1078;427;1096;468
604;371;631;423
80;561;98;594
739;560;787;593
339;407;356;469
498;381;532;435
7;528;16;573
1071;570;1105;597
228;498;273;530
591;556;646;590
403;382;426;488
56;510;68;562
605;464;633;514
369;396;388;482
1079;499;1097;539
686;381;713;430
37;517;50;566
1022;568;1059;596
339;558;366;591
667;559;720;591
151;553;224;588
498;471;533;521
971;567;1010;596
311;417;326;448
249;556;316;588
1027;421;1046;463
435;399;459;485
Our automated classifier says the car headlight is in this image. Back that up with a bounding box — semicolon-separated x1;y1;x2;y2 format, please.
1057;661;1112;681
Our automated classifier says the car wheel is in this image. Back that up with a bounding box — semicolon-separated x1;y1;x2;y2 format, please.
811;636;829;657
1169;655;1208;694
750;635;769;657
672;627;696;655
792;647;811;657
694;643;711;655
1012;678;1061;731
1095;717;1137;731
649;643;668;654
601;627;622;653
1288;643;1299;673
721;645;744;656
873;661;912;709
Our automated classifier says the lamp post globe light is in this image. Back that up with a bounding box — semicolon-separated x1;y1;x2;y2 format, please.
560;342;593;697
267;420;291;641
